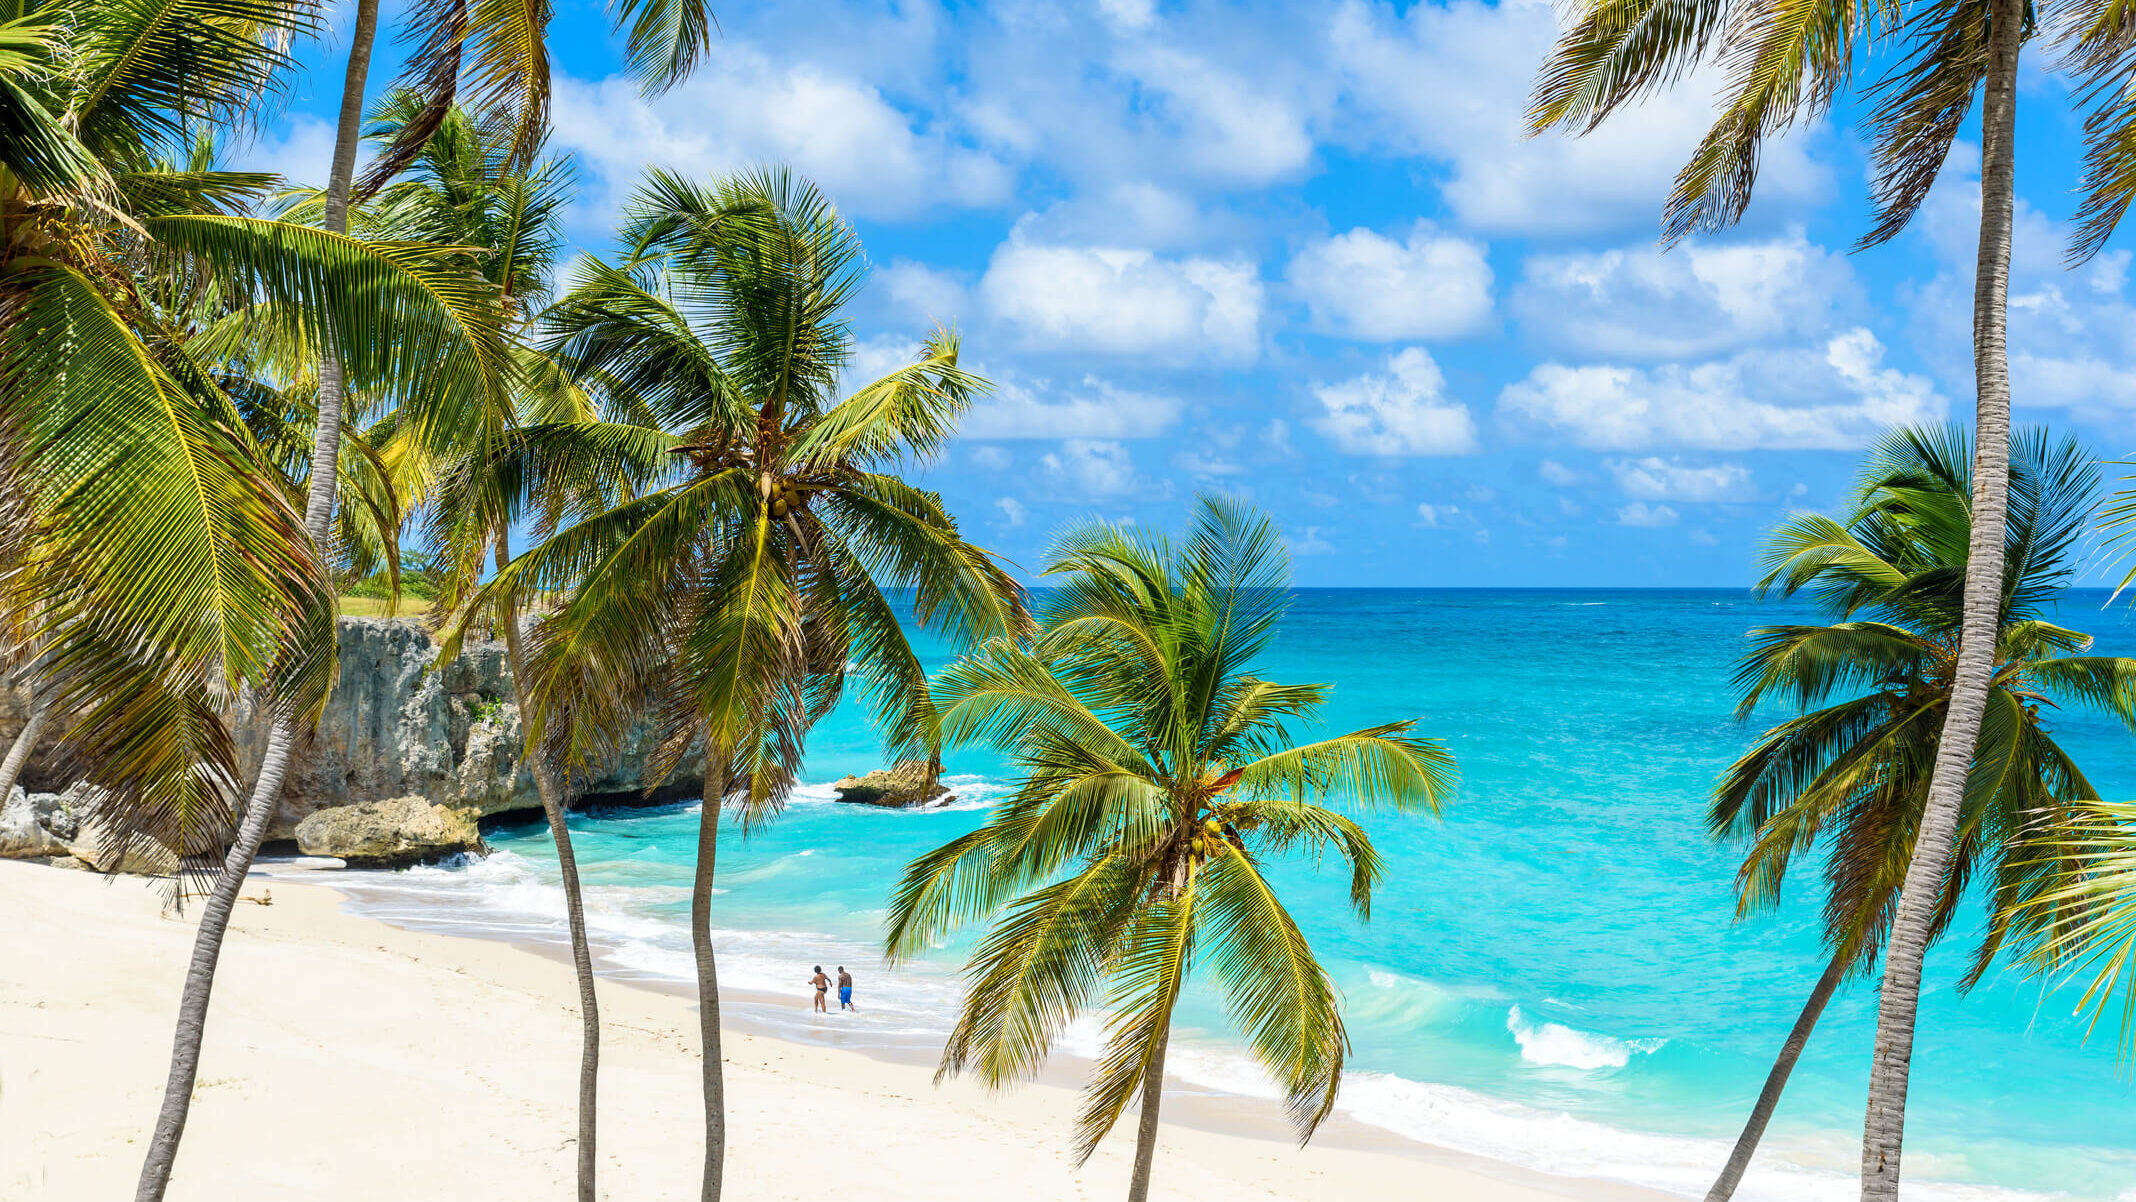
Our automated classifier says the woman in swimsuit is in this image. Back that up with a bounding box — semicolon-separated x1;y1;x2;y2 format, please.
810;966;830;1013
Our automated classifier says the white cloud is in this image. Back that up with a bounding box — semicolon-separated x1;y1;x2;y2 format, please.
224;114;338;188
1098;0;1158;32
969;446;1013;471
1043;439;1138;496
1117;47;1315;183
1500;329;1942;451
1907;149;2136;419
549;47;1011;226
1014;181;1216;250
1606;457;1755;501
1175;450;1245;478
1328;0;1826;236
980;232;1263;362
1617;502;1679;527
1289;222;1494;341
996;497;1029;527
1538;459;1585;486
1312;348;1479;456
1514;230;1855;358
881;260;971;326
1294;525;1336;554
961;375;1182;439
1416;503;1464;527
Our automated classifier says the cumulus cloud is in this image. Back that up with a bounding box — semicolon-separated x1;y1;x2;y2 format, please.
979;232;1263;362
1514;230;1856;358
1328;0;1826;236
1538;459;1585;486
1499;329;1942;451
961;375;1182;439
1607;457;1755;501
880;260;971;326
996;497;1029;527
548;47;1011;226
1416;502;1465;527
1043;439;1139;497
1311;348;1480;456
1289;222;1494;341
1617;502;1679;527
1905;147;2136;419
1117;46;1316;183
224;114;339;188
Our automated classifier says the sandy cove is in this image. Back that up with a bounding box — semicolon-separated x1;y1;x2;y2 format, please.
0;858;1663;1201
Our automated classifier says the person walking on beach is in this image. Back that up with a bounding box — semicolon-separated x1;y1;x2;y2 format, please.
810;966;830;1013
837;967;855;1012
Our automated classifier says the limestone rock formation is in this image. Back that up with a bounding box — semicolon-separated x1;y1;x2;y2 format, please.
0;787;65;858
67;815;178;875
227;617;702;837
0;617;700;857
294;796;485;867
831;761;952;808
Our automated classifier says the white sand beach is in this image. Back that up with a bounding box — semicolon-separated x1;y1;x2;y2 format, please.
0;859;1663;1201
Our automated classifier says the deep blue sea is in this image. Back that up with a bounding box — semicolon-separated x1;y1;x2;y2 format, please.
336;590;2136;1201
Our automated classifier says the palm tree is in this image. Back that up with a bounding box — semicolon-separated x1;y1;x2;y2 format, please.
0;8;511;1194
444;167;1028;1202
336;96;616;1199
133;0;715;1190
1524;0;2126;1190
1700;425;2136;1197
884;496;1457;1202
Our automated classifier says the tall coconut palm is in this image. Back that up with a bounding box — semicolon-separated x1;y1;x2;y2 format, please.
340;95;618;1200
134;0;715;1192
1702;425;2136;1197
884;496;1457;1202
0;0;509;851
1522;0;2136;1188
444;167;1028;1202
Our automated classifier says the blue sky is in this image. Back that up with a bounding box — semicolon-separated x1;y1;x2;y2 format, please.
241;0;2136;587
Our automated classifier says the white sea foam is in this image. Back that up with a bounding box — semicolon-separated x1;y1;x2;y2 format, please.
280;850;2064;1202
1505;1005;1664;1071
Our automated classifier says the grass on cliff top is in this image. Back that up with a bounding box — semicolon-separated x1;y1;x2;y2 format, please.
338;595;433;619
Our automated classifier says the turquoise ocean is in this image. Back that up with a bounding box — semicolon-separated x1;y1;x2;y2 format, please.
323;590;2136;1201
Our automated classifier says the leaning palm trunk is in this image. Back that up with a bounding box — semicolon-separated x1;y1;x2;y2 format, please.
133;5;383;1198
1125;1016;1173;1202
1858;4;2022;1196
1707;952;1848;1200
693;763;727;1202
0;691;47;802
496;536;602;1201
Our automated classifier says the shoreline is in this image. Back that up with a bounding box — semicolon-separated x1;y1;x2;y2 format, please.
289;857;1670;1200
0;857;1667;1201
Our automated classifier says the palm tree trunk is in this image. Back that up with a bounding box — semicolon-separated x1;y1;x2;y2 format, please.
0;690;47;803
133;5;381;1198
496;535;601;1202
1125;1019;1172;1202
1858;5;2021;1198
695;761;727;1202
1706;951;1848;1201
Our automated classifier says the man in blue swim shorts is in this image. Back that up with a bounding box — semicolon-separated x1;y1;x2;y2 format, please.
837;966;855;1011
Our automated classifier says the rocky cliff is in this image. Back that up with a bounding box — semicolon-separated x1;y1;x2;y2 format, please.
0;617;699;841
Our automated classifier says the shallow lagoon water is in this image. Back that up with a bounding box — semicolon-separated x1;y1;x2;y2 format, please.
346;590;2136;1200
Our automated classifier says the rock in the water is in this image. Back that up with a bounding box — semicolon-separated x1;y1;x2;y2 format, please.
0;786;66;859
831;762;952;809
66;816;178;875
294;795;484;867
